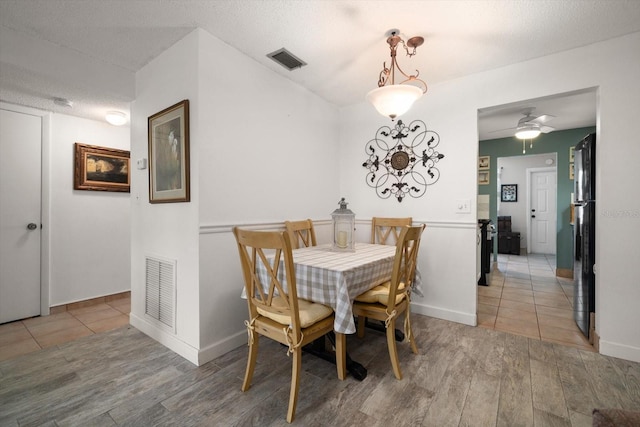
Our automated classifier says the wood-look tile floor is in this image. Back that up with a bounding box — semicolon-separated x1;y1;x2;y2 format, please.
2;314;639;426
478;253;594;352
0;296;130;362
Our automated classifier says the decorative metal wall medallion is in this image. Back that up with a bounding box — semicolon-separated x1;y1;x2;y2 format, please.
362;119;444;202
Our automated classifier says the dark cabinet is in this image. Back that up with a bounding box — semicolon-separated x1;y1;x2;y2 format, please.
498;232;520;255
497;216;520;255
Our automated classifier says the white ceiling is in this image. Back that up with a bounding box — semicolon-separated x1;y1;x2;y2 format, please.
1;1;640;139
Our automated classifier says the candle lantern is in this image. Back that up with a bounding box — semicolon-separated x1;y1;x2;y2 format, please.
331;197;355;252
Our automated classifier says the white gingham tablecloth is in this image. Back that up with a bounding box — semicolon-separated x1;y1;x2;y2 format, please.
253;243;421;334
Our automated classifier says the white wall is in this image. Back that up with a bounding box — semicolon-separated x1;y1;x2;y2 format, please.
339;31;640;362
49;114;130;305
196;30;339;362
130;29;340;364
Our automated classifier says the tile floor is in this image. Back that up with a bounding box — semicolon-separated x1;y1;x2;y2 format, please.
0;295;130;362
478;252;594;351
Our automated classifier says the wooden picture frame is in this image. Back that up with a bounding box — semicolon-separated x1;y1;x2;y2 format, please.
501;184;518;202
148;100;190;203
478;155;490;170
74;143;130;192
478;171;490;185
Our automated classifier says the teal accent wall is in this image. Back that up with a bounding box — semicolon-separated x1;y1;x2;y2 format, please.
479;126;595;271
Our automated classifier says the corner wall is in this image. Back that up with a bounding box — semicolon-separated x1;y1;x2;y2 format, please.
130;29;340;365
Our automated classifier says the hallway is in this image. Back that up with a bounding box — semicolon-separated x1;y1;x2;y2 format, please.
478;252;593;351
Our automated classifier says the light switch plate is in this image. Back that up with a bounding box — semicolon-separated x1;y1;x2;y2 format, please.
456;199;471;213
136;158;147;170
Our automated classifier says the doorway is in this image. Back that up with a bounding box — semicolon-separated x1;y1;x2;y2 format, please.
0;104;50;323
527;167;557;254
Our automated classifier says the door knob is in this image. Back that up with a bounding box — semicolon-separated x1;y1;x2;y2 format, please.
531;215;536;218
27;223;38;230
531;209;536;212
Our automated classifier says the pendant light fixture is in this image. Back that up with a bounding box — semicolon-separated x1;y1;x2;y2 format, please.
367;30;427;121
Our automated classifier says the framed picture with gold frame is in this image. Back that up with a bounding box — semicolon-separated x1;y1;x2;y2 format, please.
478;155;490;170
148;100;190;203
74;143;130;192
478;171;490;185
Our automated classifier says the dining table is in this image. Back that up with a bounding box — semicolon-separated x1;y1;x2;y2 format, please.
253;241;422;380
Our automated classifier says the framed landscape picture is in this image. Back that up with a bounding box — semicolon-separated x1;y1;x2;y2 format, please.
74;143;130;192
148;100;190;203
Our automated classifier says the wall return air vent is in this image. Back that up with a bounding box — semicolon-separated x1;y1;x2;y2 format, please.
145;255;176;333
267;48;307;71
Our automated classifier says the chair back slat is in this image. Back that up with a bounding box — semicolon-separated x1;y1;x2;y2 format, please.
234;227;300;330
387;224;425;306
371;217;413;245
285;219;317;249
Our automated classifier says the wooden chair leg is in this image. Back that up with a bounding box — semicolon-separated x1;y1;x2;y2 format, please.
406;314;418;354
335;332;346;380
287;347;302;423
386;319;403;380
356;315;366;338
242;335;259;392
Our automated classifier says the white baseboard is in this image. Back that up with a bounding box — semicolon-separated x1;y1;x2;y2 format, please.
129;313;200;366
411;302;476;326
197;330;247;365
599;339;640;363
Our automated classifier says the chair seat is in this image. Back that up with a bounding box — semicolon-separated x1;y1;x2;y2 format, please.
256;296;333;328
354;281;406;306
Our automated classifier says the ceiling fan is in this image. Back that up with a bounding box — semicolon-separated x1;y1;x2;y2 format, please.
514;110;555;139
490;108;556;153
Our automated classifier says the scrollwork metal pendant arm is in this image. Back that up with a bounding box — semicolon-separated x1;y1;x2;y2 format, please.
376;32;428;93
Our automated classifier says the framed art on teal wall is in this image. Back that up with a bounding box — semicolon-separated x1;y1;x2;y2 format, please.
478;171;490;185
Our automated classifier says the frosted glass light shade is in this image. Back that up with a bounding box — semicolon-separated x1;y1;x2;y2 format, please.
366;84;423;120
515;123;541;139
105;111;127;126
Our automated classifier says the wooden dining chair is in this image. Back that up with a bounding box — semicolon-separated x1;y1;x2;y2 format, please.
354;224;425;380
233;227;345;423
371;217;413;245
285;219;317;249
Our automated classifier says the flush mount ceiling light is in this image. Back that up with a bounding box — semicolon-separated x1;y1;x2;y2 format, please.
367;30;428;121
105;111;127;126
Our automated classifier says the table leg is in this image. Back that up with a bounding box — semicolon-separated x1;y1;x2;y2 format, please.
364;318;405;341
302;333;368;381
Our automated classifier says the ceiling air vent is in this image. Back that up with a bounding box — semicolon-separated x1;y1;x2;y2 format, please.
267;48;307;71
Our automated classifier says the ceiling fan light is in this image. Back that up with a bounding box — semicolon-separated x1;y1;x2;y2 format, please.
515;123;541;139
366;85;423;120
105;111;127;126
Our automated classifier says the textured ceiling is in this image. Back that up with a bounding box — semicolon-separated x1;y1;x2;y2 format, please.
1;0;640;137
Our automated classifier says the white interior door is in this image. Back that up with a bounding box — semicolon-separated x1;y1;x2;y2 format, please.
0;108;42;323
529;169;557;254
